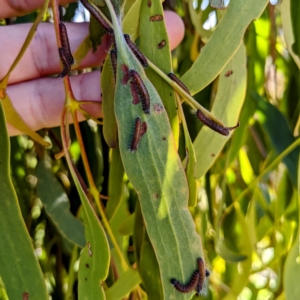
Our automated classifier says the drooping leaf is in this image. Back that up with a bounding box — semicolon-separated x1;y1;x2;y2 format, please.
60;121;110;299
36;156;86;248
254;94;299;187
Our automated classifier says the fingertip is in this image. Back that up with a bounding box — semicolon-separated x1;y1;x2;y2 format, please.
164;11;185;50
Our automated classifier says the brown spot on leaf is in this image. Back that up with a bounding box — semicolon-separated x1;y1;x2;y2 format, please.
154;103;164;114
150;15;163;21
22;292;29;300
88;242;92;256
86;263;90;268
121;64;130;84
225;70;233;77
157;40;166;49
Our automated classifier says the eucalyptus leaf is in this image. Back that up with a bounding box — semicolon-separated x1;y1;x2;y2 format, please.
181;0;269;95
0;102;48;300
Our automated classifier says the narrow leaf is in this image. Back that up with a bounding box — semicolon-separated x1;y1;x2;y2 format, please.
60;122;110;299
0;102;48;300
181;0;269;94
107;5;206;298
36;156;86;248
105;268;141;300
194;44;247;179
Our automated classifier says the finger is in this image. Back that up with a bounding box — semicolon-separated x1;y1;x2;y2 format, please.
6;71;102;136
0;22;111;85
164;11;185;51
0;0;74;18
1;11;184;84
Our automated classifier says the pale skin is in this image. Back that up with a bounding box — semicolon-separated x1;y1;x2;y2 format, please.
0;0;185;136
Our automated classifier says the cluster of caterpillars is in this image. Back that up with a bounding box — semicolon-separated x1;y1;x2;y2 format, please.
57;0;239;144
171;257;210;296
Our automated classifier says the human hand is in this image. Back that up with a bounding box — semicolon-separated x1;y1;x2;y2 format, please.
0;0;185;136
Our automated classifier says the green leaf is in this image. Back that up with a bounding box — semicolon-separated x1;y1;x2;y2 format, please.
181;0;269;95
140;0;180;144
106;4;205;298
222;204;252;300
284;239;300;300
280;0;300;68
134;203;163;299
102;57;118;148
119;213;135;236
122;0;142;39
36;157;86;248
290;0;300;58
0;102;48;300
60;125;110;300
217;239;247;263
254;94;299;187
194;44;247;179
105;268;141;300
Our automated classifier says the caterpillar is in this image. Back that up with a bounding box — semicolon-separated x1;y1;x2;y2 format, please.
58;47;71;78
168;73;191;95
110;49;117;82
59;23;74;66
124;34;148;68
129;70;151;114
130;117;147;152
196;109;240;136
195;258;210;295
80;0;113;34
171;270;200;293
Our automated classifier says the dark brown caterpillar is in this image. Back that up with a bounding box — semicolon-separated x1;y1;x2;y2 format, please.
130;118;147;152
171;270;200;293
195;258;210;295
149;15;163;21
80;0;113;34
124;34;148;68
196;109;240;136
157;40;166;49
110;49;117;82
58;47;71;78
59;23;74;65
129;70;151;114
168;73;191;95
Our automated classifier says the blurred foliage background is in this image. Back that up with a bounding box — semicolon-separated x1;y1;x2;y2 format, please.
0;0;300;299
